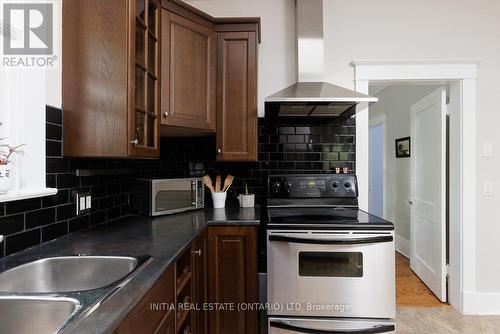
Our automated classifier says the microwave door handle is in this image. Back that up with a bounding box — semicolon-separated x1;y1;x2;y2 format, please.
269;321;395;334
268;235;393;245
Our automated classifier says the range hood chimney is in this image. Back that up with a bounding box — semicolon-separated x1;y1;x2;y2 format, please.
265;0;377;117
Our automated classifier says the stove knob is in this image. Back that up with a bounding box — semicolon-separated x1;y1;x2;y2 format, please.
271;181;282;193
344;181;351;189
332;181;339;189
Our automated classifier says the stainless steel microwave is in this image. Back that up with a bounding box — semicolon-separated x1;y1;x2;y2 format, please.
132;178;204;216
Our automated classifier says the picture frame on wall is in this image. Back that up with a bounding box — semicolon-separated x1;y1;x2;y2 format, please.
395;137;411;158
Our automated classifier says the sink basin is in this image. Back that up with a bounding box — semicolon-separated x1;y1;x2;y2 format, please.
0;297;79;334
0;256;138;293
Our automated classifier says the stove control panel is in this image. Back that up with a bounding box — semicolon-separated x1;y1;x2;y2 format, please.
268;174;358;198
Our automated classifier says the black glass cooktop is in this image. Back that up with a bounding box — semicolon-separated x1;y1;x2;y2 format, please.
267;207;394;230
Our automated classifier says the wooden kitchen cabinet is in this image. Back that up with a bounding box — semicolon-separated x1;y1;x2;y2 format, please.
192;229;208;334
208;227;258;334
154;309;176;334
161;10;216;131
115;226;257;334
215;30;258;161
115;266;175;334
62;0;161;158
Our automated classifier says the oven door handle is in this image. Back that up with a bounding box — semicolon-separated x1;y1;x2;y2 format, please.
269;321;395;334
268;235;393;245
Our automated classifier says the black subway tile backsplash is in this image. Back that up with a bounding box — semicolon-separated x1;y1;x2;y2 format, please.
46;105;62;124
5;198;42;215
25;208;56;229
46;123;62;141
0;107;355;257
69;215;90;233
42;222;68;243
5;229;41;255
0;214;24;236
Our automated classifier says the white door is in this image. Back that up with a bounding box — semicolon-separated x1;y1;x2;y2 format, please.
369;123;384;217
410;87;447;302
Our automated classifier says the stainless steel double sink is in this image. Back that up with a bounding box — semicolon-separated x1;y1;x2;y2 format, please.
0;255;151;334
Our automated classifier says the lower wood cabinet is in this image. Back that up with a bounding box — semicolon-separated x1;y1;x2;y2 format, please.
208;227;258;334
115;266;175;334
116;226;257;334
192;229;208;334
155;310;176;334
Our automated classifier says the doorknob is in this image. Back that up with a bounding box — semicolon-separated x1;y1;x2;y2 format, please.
130;138;139;146
217;148;222;154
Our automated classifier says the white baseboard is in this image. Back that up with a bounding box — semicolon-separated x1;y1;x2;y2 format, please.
463;291;500;315
395;234;410;258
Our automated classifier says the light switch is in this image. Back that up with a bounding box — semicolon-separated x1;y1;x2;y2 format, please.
483;182;493;196
86;195;92;209
79;196;86;210
483;143;493;157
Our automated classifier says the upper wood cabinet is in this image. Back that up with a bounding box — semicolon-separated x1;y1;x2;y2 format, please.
215;30;258;161
62;0;161;158
161;10;216;131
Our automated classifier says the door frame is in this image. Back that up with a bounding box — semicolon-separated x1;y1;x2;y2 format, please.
369;114;387;219
352;59;480;314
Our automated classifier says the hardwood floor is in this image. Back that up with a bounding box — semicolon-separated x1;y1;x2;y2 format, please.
396;252;448;307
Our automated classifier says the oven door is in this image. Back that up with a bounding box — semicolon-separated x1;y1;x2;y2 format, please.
268;317;395;334
267;230;395;318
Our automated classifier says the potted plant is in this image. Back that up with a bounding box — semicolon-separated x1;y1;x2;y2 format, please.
0;122;25;194
238;182;255;208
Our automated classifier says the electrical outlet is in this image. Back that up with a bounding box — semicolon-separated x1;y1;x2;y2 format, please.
75;191;91;215
483;143;493;157
483;182;493;196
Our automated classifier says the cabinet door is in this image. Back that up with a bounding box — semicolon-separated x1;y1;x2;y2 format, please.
161;11;216;131
216;31;258;161
153;310;175;334
116;266;174;334
130;0;161;158
208;227;258;334
192;229;208;334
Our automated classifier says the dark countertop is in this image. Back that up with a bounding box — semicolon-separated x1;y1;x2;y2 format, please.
0;207;260;334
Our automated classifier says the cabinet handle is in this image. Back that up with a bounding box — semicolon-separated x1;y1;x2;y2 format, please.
163;112;168;118
217;148;222;154
130;138;139;146
192;249;202;256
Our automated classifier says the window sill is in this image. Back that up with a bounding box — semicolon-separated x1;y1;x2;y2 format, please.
0;188;58;203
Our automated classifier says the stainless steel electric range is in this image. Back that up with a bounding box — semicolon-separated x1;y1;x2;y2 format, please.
265;174;396;333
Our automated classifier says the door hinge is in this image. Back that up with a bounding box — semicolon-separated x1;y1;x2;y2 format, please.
445;263;451;279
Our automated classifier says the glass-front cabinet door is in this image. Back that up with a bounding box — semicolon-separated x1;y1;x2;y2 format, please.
131;0;160;157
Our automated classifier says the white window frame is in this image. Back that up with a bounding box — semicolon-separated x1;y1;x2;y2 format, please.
0;0;61;202
0;69;57;202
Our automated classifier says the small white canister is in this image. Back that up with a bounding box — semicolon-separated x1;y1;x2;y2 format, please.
211;192;227;209
238;194;255;208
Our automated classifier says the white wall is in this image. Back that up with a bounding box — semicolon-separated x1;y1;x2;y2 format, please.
370;85;441;242
322;0;500;297
184;0;297;117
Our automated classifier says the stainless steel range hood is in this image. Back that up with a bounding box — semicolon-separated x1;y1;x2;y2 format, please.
265;0;377;118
